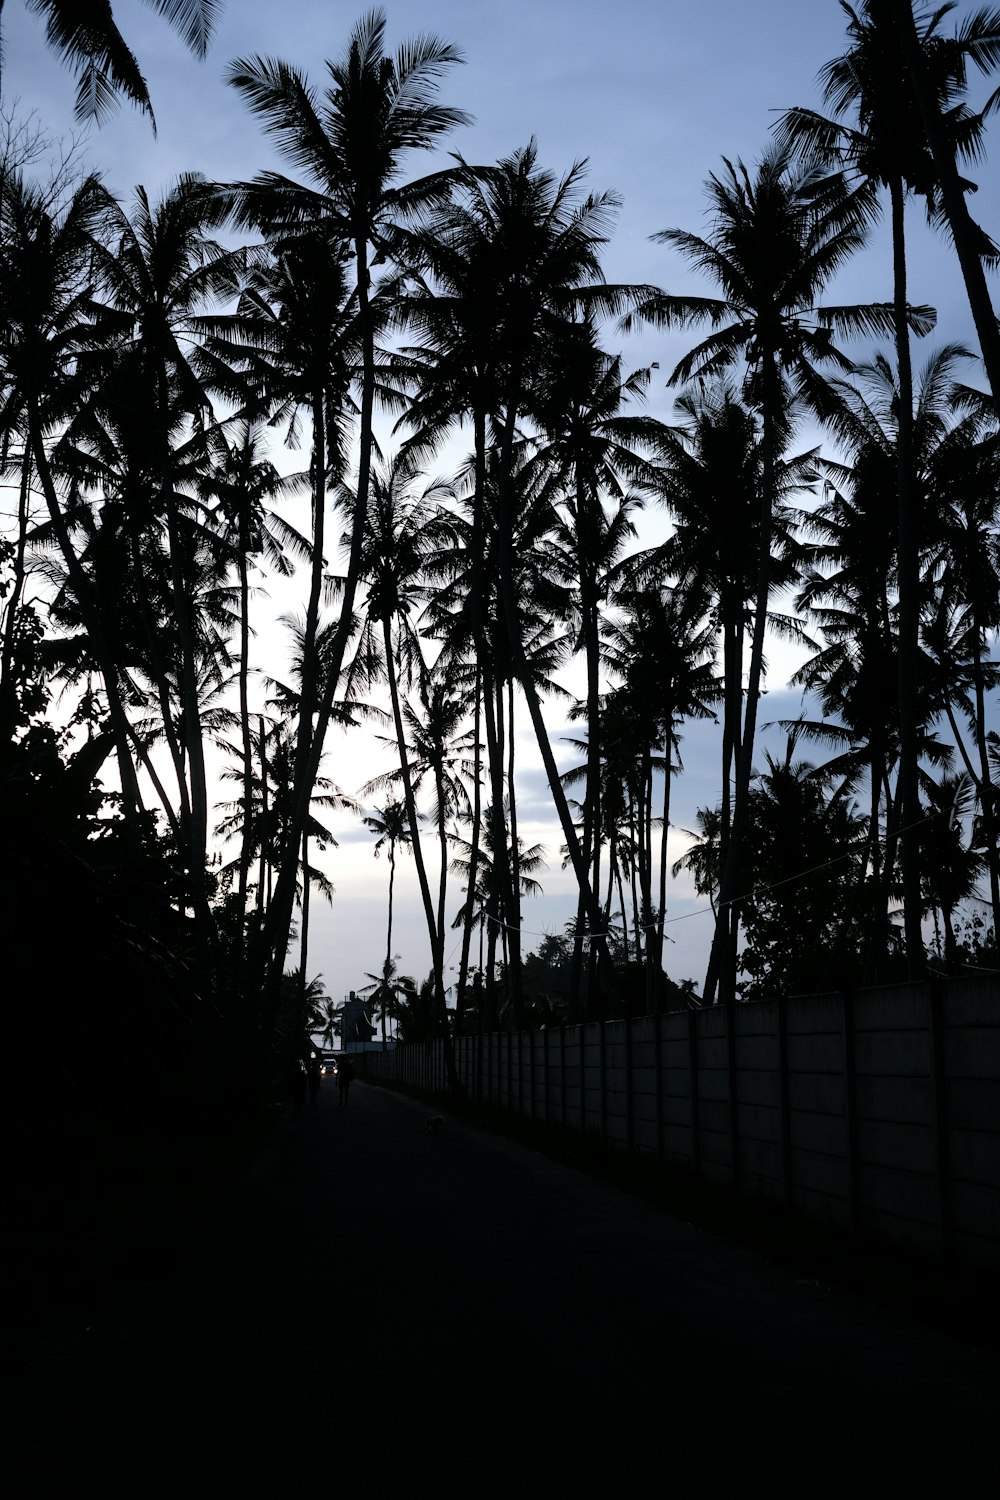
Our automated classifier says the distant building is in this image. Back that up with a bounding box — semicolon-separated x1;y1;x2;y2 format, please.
340;991;377;1052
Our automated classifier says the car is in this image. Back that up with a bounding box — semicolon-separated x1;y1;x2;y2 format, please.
319;1053;339;1078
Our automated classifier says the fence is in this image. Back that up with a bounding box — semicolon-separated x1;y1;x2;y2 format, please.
365;976;1000;1269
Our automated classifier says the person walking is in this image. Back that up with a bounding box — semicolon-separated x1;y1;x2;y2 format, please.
337;1055;355;1108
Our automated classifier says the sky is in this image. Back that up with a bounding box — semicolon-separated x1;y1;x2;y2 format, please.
3;1;999;1004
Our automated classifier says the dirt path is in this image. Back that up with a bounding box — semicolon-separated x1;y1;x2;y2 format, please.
11;1078;999;1489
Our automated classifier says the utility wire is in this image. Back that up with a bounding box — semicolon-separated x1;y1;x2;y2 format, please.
480;801;970;941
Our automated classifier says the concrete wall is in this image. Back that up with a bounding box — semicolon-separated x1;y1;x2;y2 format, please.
366;976;1000;1269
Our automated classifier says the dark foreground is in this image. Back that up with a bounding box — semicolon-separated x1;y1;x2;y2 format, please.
9;1079;1000;1490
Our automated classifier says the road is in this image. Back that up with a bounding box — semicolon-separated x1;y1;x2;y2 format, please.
12;1077;999;1490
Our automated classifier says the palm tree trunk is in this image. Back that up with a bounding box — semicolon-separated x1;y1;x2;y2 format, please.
505;675;524;1022
382;616;454;1080
255;231;384;1064
872;764;905;984
456;410;489;1013
0;451;32;738
382;842;396;1052
484;670;517;1016
237;537;255;924
123;721;181;842
299;827;311;1030
386;842;396;973
579;518;603;1020
970;622;1000;942
654;718;675;1011
708;608;742;1000
628;784;644;964
456;663;484;1019
617;862;630;974
257;717;269;921
889;171;925;978
434;759;450;996
165;497;210;899
157;361;210;934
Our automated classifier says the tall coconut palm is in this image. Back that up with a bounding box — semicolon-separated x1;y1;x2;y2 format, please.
224;10;469;1051
626;144;910;1001
0;1;221;127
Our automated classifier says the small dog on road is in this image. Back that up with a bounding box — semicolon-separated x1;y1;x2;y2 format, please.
424;1114;444;1134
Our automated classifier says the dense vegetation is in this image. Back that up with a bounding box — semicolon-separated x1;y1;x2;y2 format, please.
3;2;999;1119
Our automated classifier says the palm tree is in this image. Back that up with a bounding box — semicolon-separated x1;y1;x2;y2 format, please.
216;715;351;983
410;142;646;997
602;582;721;1002
792;467;903;975
197;420;311;922
309;993;343;1053
639;380;815;864
777;0;999;976
363;798;411;1047
738;734;869;998
359;957;415;1051
224;10;469;1047
0;168;151;832
345;453;467;1042
364;674;476;1016
917;369;1000;943
528;331;663;1010
449;806;546;1025
672;805;726;918
627;144;907;1001
790;347;978;979
0;1;221;127
920;769;989;971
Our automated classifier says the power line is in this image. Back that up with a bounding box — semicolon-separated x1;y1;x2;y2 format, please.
480;801;972;941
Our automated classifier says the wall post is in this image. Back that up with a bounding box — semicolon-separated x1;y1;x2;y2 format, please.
688;1007;700;1177
625;1013;634;1154
654;1007;664;1163
776;994;792;1206
726;997;740;1189
841;989;860;1232
928;977;952;1264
